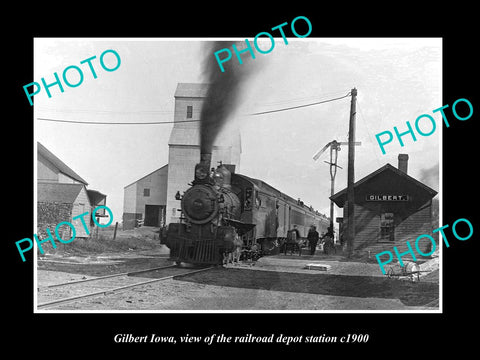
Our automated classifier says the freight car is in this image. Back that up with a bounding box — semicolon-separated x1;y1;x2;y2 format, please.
162;153;329;265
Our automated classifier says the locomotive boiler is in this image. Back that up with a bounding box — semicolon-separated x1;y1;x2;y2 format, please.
163;153;330;266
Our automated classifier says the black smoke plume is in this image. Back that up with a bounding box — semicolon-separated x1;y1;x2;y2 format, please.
200;41;260;155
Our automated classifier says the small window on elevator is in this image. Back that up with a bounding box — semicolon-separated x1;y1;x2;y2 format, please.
379;212;394;242
186;105;193;118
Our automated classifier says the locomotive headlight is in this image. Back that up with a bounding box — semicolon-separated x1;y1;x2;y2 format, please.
195;167;208;180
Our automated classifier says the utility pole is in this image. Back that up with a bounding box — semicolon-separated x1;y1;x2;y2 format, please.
313;141;342;234
346;88;357;258
313;140;360;240
327;141;341;233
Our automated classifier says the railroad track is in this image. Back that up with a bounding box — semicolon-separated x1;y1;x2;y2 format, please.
37;265;214;309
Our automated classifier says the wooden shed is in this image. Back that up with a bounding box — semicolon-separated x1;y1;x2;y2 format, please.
37;182;92;238
37;142;108;240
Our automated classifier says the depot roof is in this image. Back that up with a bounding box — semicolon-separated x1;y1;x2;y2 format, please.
330;163;438;208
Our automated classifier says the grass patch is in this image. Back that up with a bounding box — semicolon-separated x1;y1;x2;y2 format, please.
66;235;159;254
37;226;162;256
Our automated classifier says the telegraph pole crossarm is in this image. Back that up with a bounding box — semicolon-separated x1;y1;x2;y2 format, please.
323;161;343;169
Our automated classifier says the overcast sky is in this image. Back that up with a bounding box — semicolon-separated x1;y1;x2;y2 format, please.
34;38;442;226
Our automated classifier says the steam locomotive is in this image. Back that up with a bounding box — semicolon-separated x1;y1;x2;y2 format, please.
162;153;330;265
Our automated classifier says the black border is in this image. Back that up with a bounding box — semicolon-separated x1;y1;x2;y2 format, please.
7;6;479;354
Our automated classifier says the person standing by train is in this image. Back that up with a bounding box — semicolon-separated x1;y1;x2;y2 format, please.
307;225;319;255
292;225;300;241
321;226;335;254
284;225;301;255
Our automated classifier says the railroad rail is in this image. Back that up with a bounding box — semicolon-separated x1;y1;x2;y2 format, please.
37;265;213;309
38;264;177;289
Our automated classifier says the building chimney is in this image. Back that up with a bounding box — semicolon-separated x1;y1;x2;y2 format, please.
398;154;409;174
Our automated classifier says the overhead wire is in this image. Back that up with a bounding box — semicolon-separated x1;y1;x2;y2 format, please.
36;118;199;125
35;106;175;115
249;92;352;116
255;89;352;107
36;91;353;125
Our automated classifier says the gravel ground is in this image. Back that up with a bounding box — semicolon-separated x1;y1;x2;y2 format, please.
255;256;386;276
35;248;439;312
44;274;427;311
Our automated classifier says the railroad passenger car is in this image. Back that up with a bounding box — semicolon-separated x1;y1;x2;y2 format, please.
231;173;329;252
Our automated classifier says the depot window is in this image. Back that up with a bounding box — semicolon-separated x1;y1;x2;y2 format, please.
144;188;150;197
379;212;394;242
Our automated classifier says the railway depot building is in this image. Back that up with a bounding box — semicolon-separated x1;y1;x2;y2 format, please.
330;154;438;256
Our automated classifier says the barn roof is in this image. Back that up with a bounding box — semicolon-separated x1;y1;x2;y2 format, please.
174;83;210;98
38;182;85;204
37;142;88;185
124;164;168;189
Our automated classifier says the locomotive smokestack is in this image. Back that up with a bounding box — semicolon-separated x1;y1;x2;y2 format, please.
194;152;212;184
200;152;212;169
